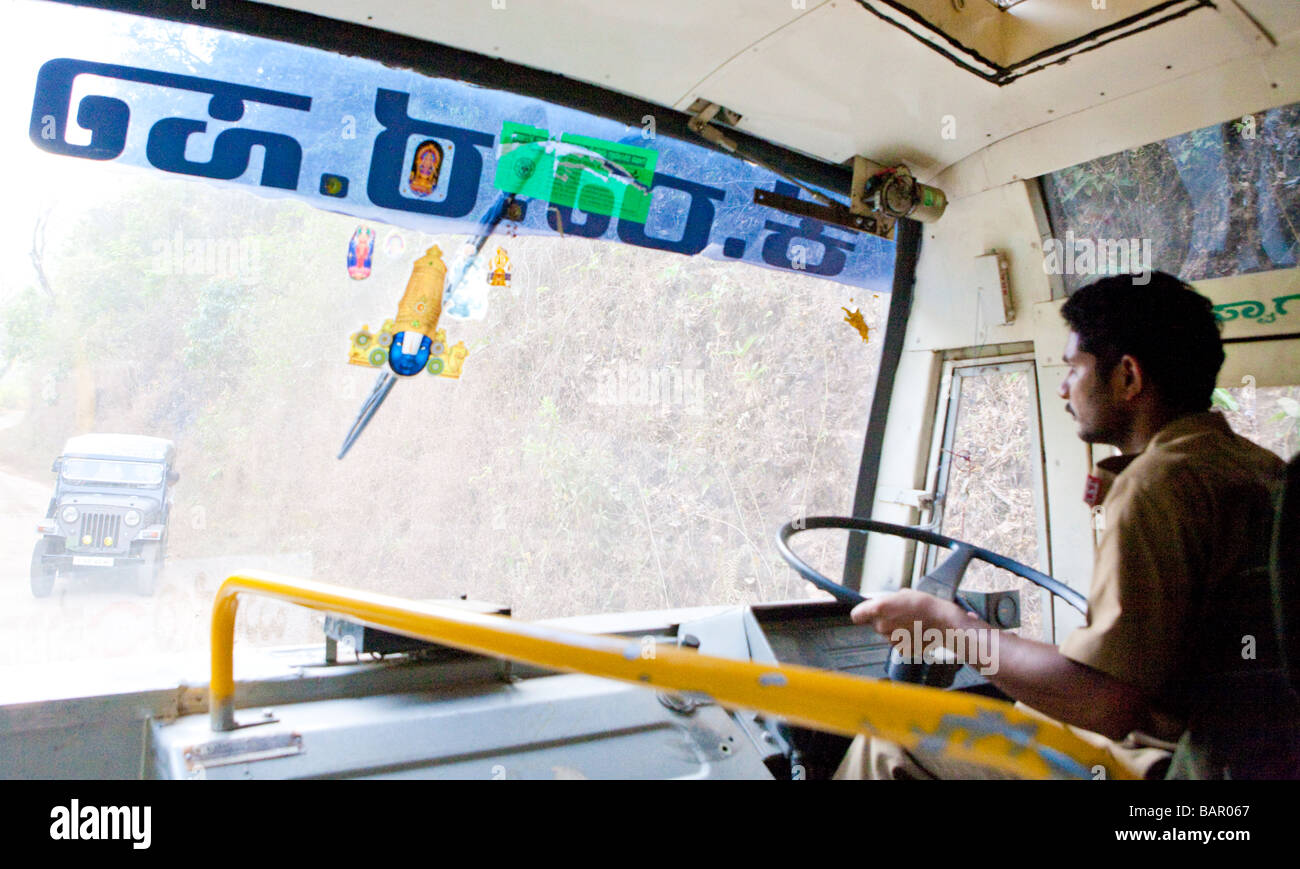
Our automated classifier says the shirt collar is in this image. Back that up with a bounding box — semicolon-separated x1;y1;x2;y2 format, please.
1143;411;1232;452
1082;412;1230;506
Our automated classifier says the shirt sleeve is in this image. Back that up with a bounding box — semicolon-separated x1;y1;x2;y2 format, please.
1059;471;1202;692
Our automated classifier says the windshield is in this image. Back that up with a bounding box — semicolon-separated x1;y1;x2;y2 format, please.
60;459;164;487
1;0;894;668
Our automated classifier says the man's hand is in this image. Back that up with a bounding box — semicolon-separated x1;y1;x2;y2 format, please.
853;591;1150;740
850;589;981;639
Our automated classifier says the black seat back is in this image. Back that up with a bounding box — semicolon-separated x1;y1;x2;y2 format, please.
1274;453;1300;693
1166;454;1300;779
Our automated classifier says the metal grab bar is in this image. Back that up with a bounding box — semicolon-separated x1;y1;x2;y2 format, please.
210;571;1138;779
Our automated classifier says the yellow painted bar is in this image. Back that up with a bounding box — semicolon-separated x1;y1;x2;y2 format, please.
210;571;1140;779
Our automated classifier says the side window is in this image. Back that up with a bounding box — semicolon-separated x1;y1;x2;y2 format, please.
1039;102;1300;294
919;355;1052;640
1213;379;1300;462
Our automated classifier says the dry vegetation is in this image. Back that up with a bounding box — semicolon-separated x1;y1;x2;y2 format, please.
7;172;1292;651
931;368;1047;640
1;176;889;631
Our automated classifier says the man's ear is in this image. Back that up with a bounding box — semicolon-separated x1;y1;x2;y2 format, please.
1114;354;1145;401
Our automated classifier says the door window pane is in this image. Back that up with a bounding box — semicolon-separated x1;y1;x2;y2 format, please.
929;363;1048;640
1213;383;1300;461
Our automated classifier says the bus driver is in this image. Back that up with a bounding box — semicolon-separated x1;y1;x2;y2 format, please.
840;272;1293;779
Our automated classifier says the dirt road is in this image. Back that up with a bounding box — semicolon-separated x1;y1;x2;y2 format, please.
0;464;320;669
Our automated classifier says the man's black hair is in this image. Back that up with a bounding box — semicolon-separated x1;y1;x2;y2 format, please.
1061;272;1224;413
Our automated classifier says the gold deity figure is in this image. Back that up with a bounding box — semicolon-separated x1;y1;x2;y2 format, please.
408;140;444;197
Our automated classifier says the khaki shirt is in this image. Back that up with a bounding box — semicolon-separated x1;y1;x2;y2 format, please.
1060;412;1284;747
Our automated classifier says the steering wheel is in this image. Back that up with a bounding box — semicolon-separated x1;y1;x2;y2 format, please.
771;519;1102;777
776;517;1085;688
776;516;1086;613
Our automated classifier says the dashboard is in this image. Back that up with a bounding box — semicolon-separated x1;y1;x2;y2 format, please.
146;598;1005;779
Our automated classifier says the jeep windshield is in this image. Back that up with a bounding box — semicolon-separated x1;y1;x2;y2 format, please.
0;0;892;666
60;459;165;487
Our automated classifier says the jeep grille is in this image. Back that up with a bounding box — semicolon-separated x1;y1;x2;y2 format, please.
79;512;122;548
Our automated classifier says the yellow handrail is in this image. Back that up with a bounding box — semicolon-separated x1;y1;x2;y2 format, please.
210;571;1139;779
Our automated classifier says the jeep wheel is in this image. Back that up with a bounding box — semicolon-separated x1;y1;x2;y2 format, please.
31;541;55;598
135;544;162;597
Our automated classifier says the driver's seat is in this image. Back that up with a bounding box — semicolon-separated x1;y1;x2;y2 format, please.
1166;452;1300;779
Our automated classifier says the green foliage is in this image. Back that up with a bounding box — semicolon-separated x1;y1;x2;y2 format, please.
719;335;759;358
1211;388;1239;412
183;282;251;377
0;287;51;370
1052;157;1139;205
1042;101;1300;290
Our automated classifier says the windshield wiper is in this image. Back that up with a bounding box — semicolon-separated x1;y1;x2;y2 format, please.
337;369;399;459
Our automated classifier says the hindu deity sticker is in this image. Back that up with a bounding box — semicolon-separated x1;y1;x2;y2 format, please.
408;139;445;197
487;247;511;287
347;226;375;279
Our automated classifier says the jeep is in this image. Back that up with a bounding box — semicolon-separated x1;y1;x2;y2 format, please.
31;434;177;597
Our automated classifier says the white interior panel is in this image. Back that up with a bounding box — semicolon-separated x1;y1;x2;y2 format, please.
253;0;1300;190
260;0;819;112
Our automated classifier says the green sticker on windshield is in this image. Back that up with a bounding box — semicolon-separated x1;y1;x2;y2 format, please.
494;122;656;223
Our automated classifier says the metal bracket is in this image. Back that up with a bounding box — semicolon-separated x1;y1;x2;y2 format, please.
689;100;840;209
184;730;303;771
876;487;938;511
686;98;742;128
752;187;896;241
687;100;740;154
850;155;890;216
211;705;282;733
